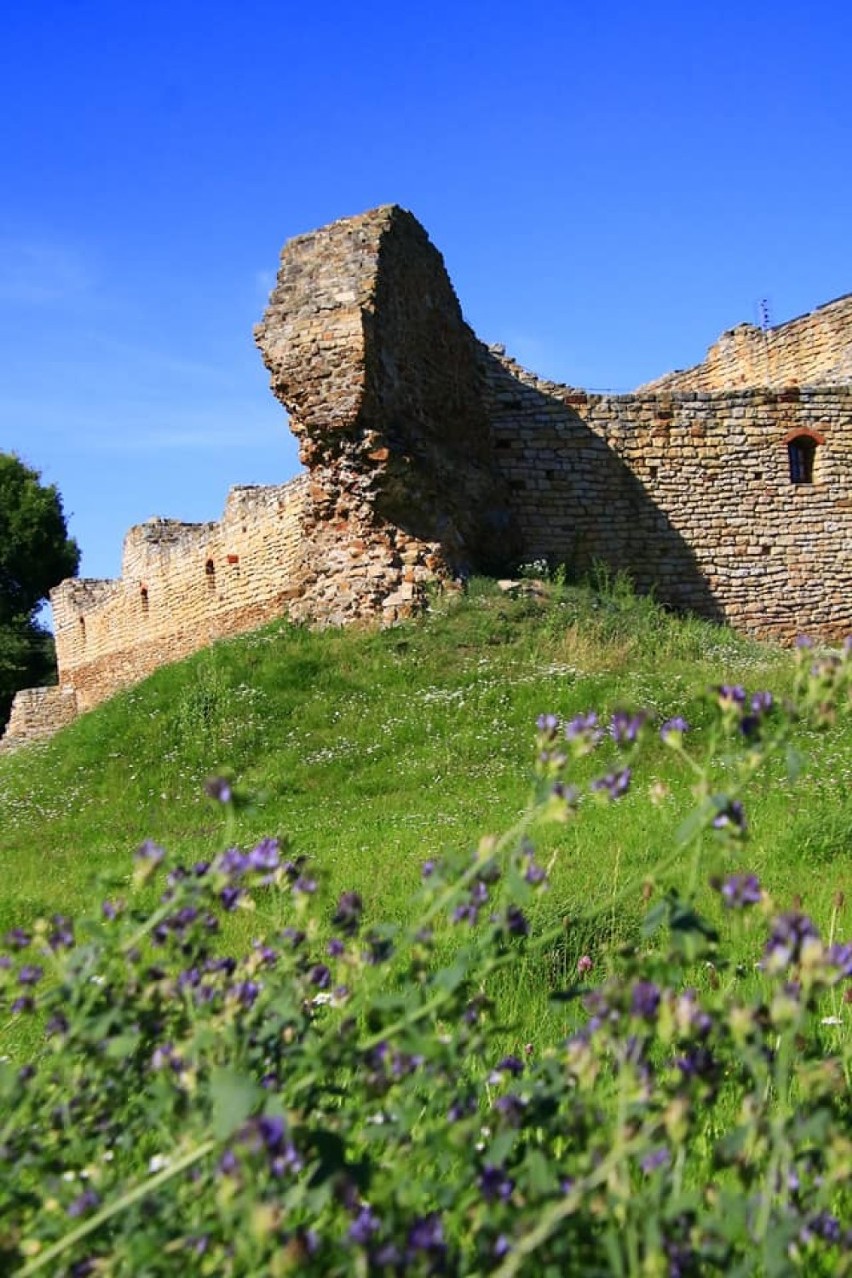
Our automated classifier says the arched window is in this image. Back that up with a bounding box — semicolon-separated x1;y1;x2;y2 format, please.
205;558;215;588
140;586;149;615
784;429;824;485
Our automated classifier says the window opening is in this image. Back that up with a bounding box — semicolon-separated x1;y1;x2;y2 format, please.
140;586;149;614
787;435;817;484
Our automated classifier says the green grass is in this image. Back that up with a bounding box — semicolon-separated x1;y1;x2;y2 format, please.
1;576;850;1055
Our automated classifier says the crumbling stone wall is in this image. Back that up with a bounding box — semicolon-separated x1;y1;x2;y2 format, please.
1;686;78;750
4;204;851;750
642;293;852;392
254;204;519;625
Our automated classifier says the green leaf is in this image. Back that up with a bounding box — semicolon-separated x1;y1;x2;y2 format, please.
209;1067;260;1141
104;1031;141;1060
0;1060;17;1100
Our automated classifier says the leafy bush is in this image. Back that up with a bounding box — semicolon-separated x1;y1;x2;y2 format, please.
1;643;850;1275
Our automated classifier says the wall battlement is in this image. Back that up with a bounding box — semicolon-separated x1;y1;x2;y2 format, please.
3;205;851;749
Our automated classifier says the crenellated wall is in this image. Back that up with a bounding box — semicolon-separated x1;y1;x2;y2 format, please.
3;204;851;750
50;477;308;715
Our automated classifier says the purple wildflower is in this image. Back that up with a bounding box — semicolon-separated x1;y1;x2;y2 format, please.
48;915;74;950
640;1147;671;1174
67;1188;100;1218
716;684;746;708
479;1164;515;1203
718;873;762;908
309;964;331;989
712;798;747;833
631;981;661;1020
504;905;529;936
17;965;43;986
762;912;820;972
610;709;646;745
247;838;280;873
348;1206;381;1245
4;928;30;949
234;980;260;1007
660;716;689;743
564;711;602;753
407;1213;445;1259
590;767;632;801
492;1054;524;1078
219;848;249;877
135;840;165;865
826;941;852;977
332;891;363;935
523;852;547;885
205;776;232;804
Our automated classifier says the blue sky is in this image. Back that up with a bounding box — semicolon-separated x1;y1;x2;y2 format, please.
2;0;850;594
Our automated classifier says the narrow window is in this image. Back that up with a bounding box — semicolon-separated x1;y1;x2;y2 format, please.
205;558;215;588
78;616;86;647
140;586;149;615
787;435;817;484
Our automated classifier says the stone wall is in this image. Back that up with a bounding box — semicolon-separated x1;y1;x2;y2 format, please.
1;685;79;750
3;204;851;750
481;346;852;640
642;293;852;392
50;476;309;713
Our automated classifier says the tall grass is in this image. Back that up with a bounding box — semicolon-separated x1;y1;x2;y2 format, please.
0;577;849;1058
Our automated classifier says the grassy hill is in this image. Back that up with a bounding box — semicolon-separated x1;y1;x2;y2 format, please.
1;576;850;1051
2;576;850;1274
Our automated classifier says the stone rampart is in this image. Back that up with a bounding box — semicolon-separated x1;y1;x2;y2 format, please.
482;346;852;640
51;476;309;712
3;204;851;749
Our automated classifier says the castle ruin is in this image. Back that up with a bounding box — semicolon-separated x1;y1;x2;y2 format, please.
4;205;851;748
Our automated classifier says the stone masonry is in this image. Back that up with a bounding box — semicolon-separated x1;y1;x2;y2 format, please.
3;204;850;748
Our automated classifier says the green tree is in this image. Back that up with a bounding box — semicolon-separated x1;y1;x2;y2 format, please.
0;454;80;727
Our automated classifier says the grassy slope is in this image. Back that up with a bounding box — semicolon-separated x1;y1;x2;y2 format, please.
1;578;850;1052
